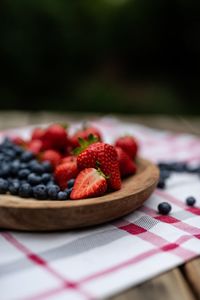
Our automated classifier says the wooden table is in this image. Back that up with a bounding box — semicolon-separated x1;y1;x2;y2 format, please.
0;111;199;300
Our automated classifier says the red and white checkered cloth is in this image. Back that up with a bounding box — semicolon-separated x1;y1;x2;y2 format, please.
1;117;200;300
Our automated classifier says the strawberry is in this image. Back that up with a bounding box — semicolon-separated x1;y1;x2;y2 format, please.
27;139;43;155
42;124;68;150
115;147;137;178
115;136;138;159
77;142;121;191
54;158;78;189
60;155;76;165
70;168;107;200
41;150;62;169
31;128;45;141
70;126;101;148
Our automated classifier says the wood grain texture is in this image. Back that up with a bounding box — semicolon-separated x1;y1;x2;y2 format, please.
109;269;196;300
184;258;200;299
0;158;159;231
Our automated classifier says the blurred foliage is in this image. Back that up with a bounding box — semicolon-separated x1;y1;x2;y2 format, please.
0;0;200;114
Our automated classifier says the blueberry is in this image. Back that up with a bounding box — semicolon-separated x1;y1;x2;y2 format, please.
18;169;30;179
0;164;11;178
27;173;42;186
0;178;8;193
186;196;196;206
19;163;28;170
9;181;20;195
158;202;172;215
11;160;20;175
19;183;32;198
20;151;34;162
47;180;56;187
160;170;170;180
29;162;44;174
5;149;16;159
57;191;68;200
33;184;48;200
48;185;60;200
42;161;52;173
64;187;73;198
67;179;75;189
157;180;166;189
13;145;23;156
41;173;52;184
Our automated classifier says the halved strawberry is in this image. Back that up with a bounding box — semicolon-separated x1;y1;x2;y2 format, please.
70;126;102;148
70;168;107;200
115;147;137;178
41;150;62;169
115;136;138;159
54;158;78;189
77;142;121;191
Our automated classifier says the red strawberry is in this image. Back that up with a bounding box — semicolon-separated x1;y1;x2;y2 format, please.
27;139;43;155
42;124;68;150
31;128;45;141
54;159;78;189
115;136;138;159
115;147;137;178
61;155;76;165
41;150;62;169
70;126;101;148
70;168;107;200
77;142;121;191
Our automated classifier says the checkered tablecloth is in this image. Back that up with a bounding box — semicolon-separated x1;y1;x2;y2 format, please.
1;117;200;300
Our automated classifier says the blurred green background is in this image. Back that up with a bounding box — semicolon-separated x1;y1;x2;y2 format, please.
1;0;200;114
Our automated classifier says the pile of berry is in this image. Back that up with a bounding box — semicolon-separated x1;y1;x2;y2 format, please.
0;123;138;200
157;162;199;215
0;138;74;200
157;161;200;189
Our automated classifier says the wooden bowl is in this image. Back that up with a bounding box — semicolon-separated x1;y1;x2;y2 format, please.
0;158;159;231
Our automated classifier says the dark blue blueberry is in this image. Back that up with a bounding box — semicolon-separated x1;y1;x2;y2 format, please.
11;160;20;175
186;196;196;207
9;181;20;195
33;184;48;200
28;159;38;168
67;179;75;189
18;169;30;179
158;202;172;215
0;164;11;178
27;173;42;186
5;149;16;159
18;183;32;198
47;180;56;187
29;162;44;174
2;138;13;148
20;151;34;162
47;185;60;200
42;161;52;173
57;191;68;200
64;187;73;198
160;170;170;180
0;178;8;193
157;180;166;189
19;163;28;170
41;173;52;184
186;165;200;174
13;145;23;156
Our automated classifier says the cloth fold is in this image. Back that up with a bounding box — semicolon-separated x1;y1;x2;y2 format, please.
1;117;200;300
